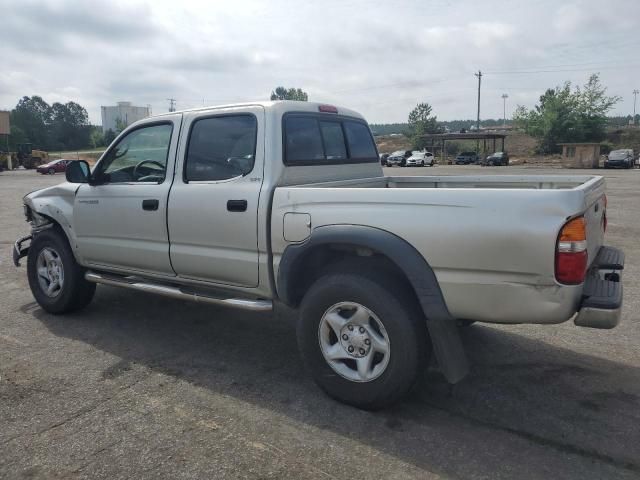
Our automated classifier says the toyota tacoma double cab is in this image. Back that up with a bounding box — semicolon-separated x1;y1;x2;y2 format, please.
14;101;624;409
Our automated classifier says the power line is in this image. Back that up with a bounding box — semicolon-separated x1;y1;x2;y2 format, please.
485;64;640;75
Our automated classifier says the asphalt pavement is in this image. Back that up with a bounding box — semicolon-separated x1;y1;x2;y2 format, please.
1;166;639;479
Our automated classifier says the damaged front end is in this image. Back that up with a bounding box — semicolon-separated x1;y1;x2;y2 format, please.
13;203;54;267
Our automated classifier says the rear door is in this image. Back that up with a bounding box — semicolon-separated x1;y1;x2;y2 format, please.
167;106;264;287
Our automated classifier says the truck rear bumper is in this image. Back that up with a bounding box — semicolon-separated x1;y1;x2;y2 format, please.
574;246;624;329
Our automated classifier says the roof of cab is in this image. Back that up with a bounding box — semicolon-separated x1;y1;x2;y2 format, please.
151;100;366;121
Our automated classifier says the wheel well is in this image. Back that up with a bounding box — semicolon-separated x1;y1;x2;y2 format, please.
286;244;417;308
33;216;72;248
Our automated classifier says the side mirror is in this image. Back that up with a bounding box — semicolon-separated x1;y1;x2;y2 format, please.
65;160;90;183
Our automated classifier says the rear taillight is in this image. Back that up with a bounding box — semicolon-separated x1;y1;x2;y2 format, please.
555;216;587;285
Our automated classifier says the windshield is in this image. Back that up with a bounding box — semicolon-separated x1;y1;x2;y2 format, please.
609;150;630;160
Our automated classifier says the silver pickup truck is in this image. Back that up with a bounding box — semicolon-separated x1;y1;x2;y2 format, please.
13;101;624;409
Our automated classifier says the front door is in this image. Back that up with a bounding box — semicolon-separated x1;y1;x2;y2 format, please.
167;107;264;287
74;116;182;275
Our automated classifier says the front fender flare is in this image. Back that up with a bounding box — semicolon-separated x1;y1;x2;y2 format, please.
278;224;468;383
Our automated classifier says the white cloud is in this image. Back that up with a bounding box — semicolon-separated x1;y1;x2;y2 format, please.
0;0;638;123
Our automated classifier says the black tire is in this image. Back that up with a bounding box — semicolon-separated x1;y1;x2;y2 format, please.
48;168;55;175
297;271;429;410
457;319;476;328
27;227;96;314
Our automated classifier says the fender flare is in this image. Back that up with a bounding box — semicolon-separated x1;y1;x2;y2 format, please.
278;224;468;383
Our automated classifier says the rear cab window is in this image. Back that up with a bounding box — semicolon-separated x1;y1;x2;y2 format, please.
284;114;378;165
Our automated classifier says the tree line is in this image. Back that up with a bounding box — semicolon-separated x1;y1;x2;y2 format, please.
5;96;107;152
4;76;620;155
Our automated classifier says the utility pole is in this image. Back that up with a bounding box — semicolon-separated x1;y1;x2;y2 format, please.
167;98;176;112
633;90;639;125
475;70;482;131
502;93;508;127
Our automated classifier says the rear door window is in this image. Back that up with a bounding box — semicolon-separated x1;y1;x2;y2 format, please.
185;114;257;181
284;115;377;165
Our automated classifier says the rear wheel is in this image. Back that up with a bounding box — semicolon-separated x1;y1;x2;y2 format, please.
27;228;96;314
298;271;429;410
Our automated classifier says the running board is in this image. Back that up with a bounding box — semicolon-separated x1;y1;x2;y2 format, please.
85;272;272;312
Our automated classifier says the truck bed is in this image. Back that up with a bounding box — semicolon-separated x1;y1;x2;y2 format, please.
272;174;606;325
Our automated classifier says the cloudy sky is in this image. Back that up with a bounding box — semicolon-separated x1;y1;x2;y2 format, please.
1;0;639;125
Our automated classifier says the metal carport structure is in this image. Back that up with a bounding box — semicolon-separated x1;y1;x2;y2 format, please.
420;132;507;164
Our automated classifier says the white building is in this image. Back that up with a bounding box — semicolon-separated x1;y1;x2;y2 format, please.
101;102;151;133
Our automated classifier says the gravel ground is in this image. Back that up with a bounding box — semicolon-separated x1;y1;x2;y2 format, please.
1;166;639;479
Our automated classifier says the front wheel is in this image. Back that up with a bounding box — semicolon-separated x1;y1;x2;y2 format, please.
298;271;429;410
27;228;96;314
48;168;55;175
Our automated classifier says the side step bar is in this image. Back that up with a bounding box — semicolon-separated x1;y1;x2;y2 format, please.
85;272;272;312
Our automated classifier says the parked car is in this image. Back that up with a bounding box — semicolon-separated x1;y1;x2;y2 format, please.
604;149;634;169
379;153;389;166
483;151;509;166
405;151;434;167
386;150;412;167
455;152;479;165
36;159;74;175
14;101;624;410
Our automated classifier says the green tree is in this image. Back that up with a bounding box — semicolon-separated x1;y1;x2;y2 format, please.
103;129;117;145
10;96;52;149
89;126;105;148
407;102;441;149
270;87;309;101
8;125;28;150
515;74;620;154
50;101;91;150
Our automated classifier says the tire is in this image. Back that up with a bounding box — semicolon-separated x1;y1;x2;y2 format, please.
420;161;425;167
457;319;476;328
48;168;55;175
27;227;96;314
298;270;429;410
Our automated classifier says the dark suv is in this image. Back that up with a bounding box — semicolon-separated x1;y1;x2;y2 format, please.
386;150;413;167
604;149;634;169
455;152;479;165
483;152;509;166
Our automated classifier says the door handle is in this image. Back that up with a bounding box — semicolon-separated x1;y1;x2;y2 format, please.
227;200;248;212
142;199;159;211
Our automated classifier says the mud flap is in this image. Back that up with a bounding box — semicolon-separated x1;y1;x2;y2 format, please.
424;314;469;383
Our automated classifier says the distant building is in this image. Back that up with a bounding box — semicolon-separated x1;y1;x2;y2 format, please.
558;143;601;168
101;102;151;133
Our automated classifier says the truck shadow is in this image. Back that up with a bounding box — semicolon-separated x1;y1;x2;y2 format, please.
30;286;640;478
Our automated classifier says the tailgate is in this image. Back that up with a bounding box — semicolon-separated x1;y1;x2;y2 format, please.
580;177;607;267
